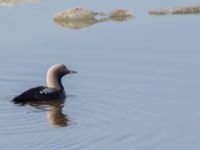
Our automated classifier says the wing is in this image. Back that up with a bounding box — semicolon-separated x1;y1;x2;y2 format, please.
13;86;66;103
13;86;46;102
34;88;66;100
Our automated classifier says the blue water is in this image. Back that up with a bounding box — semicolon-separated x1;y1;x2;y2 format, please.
0;0;200;149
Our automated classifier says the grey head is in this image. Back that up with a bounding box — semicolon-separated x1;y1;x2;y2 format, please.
47;64;76;90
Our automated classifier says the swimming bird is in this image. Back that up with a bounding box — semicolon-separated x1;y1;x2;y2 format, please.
13;64;76;102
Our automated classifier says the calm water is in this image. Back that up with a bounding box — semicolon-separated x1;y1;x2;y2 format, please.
0;0;200;149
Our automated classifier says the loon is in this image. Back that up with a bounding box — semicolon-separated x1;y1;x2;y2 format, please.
13;64;76;102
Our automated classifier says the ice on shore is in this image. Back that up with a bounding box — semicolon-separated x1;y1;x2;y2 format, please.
0;0;40;7
109;9;133;20
53;7;101;21
149;4;200;15
53;7;134;30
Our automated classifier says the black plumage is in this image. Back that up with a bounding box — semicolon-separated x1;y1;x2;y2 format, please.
13;86;66;102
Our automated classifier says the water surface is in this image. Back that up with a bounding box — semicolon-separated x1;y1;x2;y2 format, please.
0;0;200;150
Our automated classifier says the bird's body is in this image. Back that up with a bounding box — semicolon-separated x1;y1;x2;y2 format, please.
13;64;76;102
13;86;66;102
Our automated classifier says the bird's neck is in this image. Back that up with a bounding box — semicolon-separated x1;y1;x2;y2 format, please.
47;74;64;91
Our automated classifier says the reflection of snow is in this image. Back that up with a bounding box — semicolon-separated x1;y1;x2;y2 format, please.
53;7;134;30
0;0;40;7
54;17;109;30
149;4;200;15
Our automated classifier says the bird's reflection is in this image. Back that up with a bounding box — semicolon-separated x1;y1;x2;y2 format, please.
0;0;40;7
14;99;69;127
